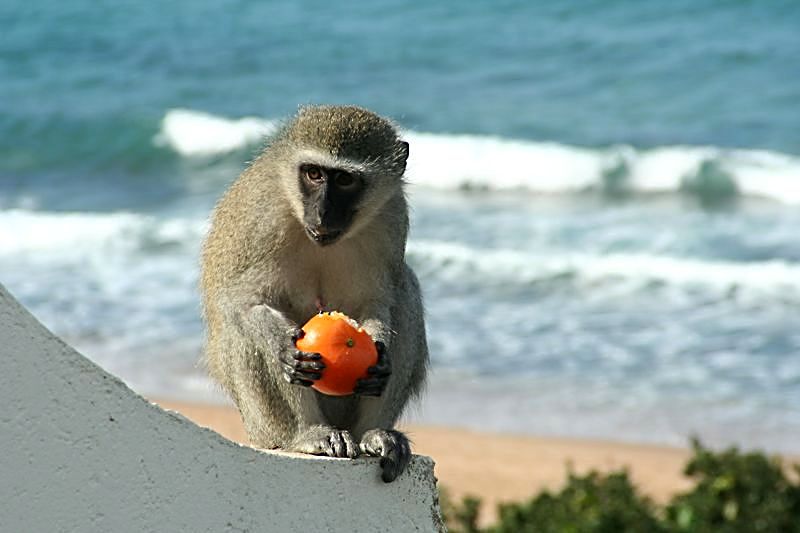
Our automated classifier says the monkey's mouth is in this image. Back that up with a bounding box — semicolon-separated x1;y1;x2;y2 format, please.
305;226;343;246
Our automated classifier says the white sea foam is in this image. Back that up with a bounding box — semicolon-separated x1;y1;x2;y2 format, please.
0;210;143;255
5;207;795;297
156;109;800;204
0;209;206;366
404;132;602;192
408;240;800;296
407;140;800;204
155;108;276;156
0;209;204;257
4;208;798;299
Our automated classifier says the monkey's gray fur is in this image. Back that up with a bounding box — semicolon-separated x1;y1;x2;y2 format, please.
201;105;428;482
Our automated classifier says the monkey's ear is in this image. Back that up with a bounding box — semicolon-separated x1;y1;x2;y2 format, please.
399;141;409;161
398;141;410;173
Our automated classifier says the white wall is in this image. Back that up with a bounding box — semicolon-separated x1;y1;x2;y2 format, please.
0;284;444;532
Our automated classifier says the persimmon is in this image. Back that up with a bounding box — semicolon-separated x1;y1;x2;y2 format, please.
295;311;378;396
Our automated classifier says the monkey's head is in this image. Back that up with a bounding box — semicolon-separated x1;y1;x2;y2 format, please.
271;105;409;246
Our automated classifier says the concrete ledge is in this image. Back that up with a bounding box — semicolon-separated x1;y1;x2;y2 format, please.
0;284;444;532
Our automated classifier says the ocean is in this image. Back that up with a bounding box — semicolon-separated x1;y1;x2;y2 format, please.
2;0;799;452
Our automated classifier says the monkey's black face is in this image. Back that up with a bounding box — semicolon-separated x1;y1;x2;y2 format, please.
299;164;364;246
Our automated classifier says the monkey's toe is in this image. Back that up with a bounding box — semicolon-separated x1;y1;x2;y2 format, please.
326;430;358;459
290;427;358;459
359;429;411;483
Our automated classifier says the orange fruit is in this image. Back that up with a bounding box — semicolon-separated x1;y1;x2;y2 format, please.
295;311;378;396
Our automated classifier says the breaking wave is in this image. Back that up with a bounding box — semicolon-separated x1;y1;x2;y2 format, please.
156;109;800;204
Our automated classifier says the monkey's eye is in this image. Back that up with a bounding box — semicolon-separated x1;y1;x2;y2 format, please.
334;171;356;189
304;166;324;183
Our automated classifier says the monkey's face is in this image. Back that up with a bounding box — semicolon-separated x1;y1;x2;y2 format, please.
298;163;364;246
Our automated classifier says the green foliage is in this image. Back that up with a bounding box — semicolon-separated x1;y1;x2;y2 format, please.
440;440;800;533
489;471;664;533
439;487;482;533
664;439;800;533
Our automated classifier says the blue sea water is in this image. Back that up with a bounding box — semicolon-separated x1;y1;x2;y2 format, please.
2;0;800;451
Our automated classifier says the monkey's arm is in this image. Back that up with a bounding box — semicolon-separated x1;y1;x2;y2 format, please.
352;294;396;397
217;280;325;387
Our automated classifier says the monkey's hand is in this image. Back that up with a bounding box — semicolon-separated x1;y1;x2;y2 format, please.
353;341;391;397
360;429;411;483
279;328;325;387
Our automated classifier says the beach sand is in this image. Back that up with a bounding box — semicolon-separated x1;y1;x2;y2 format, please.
154;399;694;522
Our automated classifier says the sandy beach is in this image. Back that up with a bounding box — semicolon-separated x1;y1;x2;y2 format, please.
154;399;694;522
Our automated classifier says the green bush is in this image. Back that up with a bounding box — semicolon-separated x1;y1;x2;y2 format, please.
664;439;800;532
490;471;665;533
441;440;800;533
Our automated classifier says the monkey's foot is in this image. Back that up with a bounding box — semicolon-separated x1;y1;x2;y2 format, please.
359;429;411;483
280;329;325;387
354;341;391;397
289;426;359;459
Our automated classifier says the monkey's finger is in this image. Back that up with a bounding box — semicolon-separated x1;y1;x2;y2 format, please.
354;387;382;397
295;370;322;381
278;350;321;368
372;350;392;372
355;375;387;386
284;373;313;387
293;359;325;372
374;340;386;355
354;377;387;396
290;328;306;344
354;378;386;390
294;350;322;362
278;350;296;366
366;364;391;377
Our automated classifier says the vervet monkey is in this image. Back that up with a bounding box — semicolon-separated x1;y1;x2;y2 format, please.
201;105;428;482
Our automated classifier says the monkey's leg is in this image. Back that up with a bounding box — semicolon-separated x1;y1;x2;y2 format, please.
351;269;429;482
350;309;412;482
226;333;358;458
227;346;295;449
